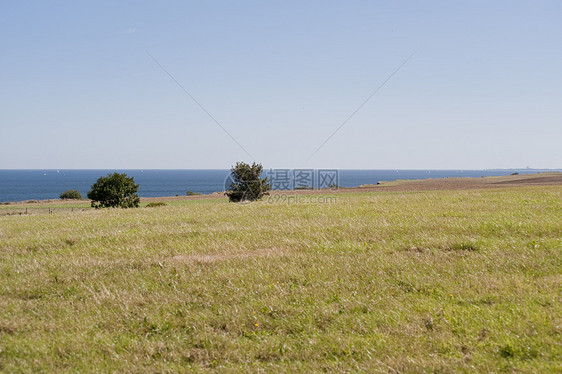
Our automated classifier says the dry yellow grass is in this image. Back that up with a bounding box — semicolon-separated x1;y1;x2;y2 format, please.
0;183;561;372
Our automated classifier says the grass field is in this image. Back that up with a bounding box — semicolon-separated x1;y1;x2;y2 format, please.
0;186;561;372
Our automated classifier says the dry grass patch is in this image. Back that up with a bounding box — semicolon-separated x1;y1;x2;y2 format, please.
168;247;289;264
0;185;560;372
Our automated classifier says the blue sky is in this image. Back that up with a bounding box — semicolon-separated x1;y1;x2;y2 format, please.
1;1;560;169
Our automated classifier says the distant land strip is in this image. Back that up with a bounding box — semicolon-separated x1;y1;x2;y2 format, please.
3;172;559;206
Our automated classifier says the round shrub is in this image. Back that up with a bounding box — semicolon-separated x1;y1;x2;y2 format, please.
87;173;140;209
225;162;271;202
59;189;82;200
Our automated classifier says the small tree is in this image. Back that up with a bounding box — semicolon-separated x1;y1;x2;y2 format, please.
59;189;82;200
225;162;271;202
87;172;140;209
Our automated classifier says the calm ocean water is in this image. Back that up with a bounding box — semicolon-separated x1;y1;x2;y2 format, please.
0;169;557;203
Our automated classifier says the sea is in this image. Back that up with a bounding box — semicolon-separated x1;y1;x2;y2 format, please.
0;169;558;203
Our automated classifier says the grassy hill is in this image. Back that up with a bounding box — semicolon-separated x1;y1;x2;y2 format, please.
1;185;560;372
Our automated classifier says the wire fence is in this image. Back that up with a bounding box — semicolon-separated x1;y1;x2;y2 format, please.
0;207;90;216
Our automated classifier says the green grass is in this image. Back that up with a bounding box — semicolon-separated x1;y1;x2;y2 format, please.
0;187;561;372
0;201;90;211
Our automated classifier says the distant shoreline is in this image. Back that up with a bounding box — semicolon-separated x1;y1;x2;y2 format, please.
2;169;562;203
2;172;560;206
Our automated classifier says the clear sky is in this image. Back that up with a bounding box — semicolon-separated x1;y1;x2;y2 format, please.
1;1;560;169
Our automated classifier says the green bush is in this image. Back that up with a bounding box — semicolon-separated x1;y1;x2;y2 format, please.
186;190;202;196
146;202;167;208
225;162;271;202
87;173;140;209
59;189;82;200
